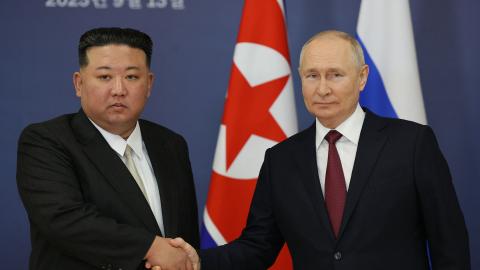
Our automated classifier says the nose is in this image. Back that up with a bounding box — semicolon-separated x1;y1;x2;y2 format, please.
315;78;331;96
112;76;126;96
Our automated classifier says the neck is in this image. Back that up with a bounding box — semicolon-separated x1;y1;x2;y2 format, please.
90;118;136;140
318;106;358;129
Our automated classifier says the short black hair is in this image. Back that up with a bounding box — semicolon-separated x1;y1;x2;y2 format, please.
78;27;153;68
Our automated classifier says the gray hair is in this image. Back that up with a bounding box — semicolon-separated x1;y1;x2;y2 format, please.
299;30;365;69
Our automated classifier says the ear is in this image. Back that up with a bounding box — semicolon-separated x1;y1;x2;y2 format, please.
73;71;83;97
146;72;154;98
358;64;369;92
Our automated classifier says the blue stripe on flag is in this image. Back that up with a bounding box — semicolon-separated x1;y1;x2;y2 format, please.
356;35;398;118
200;223;217;248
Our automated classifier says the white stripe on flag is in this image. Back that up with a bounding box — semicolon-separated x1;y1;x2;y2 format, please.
203;208;227;245
357;0;427;124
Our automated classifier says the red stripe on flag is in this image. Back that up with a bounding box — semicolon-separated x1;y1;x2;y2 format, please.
206;173;293;269
237;0;290;63
206;171;257;242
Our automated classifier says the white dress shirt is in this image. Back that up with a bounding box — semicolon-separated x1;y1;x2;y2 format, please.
315;104;365;196
90;120;165;235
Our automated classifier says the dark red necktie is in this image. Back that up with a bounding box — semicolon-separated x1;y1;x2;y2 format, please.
324;130;346;238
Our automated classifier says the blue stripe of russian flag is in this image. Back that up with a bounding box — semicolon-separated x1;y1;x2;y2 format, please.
357;35;398;119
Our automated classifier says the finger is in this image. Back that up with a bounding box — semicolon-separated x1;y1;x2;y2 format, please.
194;259;200;270
152;266;162;270
184;244;199;264
186;257;193;270
169;237;186;248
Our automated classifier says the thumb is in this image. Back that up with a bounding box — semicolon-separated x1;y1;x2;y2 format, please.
169;237;186;248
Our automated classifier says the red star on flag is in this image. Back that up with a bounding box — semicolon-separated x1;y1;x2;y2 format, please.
222;64;289;170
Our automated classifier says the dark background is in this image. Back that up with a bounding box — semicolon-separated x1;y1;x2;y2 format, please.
1;0;478;269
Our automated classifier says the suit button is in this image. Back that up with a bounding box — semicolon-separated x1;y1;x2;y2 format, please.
334;251;342;260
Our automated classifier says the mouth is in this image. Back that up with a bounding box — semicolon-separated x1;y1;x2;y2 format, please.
109;103;128;111
110;103;127;108
314;102;335;106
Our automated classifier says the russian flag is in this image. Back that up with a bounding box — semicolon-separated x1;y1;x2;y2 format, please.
357;0;427;124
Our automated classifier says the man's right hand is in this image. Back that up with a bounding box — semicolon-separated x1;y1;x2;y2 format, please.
144;236;193;270
169;237;200;270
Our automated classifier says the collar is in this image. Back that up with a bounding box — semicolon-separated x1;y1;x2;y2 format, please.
315;104;365;150
89;119;144;158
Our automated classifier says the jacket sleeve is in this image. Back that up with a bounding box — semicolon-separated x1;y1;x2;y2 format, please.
414;126;471;269
200;148;284;270
17;123;155;270
174;135;200;249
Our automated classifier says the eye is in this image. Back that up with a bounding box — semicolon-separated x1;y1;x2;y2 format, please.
327;72;343;80
97;75;111;81
305;73;318;79
126;75;139;81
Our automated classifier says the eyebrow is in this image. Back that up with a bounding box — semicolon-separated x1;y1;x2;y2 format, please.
94;66;141;71
301;68;318;73
126;66;141;71
302;67;344;72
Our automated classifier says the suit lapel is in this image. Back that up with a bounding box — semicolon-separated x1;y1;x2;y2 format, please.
295;124;336;242
337;110;388;239
71;110;160;234
140;122;176;238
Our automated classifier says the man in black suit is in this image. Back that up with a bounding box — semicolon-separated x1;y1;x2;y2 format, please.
175;30;470;269
17;27;199;270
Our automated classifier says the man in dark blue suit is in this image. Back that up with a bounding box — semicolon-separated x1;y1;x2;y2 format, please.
175;30;470;270
17;28;199;270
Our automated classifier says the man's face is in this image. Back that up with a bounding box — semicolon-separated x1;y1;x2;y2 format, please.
74;44;153;138
299;37;368;128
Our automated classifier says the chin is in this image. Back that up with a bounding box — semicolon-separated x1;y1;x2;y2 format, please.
312;108;336;119
105;115;132;125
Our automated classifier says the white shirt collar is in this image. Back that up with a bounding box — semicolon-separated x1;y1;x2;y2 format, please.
89;119;144;158
315;104;365;150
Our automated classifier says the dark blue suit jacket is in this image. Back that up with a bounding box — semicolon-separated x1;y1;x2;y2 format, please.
200;109;470;270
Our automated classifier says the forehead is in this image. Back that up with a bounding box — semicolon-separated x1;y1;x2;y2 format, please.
301;37;355;70
85;44;147;67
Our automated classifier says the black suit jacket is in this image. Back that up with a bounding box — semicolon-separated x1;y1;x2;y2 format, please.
17;110;199;270
200;110;470;270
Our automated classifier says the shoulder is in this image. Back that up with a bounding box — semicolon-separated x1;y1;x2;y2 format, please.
266;124;315;157
19;113;76;144
139;119;188;146
365;109;432;135
17;113;80;165
364;110;439;151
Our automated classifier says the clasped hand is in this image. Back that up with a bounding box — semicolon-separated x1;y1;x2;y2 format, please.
144;236;199;270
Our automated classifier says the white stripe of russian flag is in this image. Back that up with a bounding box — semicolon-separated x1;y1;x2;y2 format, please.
357;0;427;124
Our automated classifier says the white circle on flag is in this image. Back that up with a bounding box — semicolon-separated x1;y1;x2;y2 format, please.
233;42;291;87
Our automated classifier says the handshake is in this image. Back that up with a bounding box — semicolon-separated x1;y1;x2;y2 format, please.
144;236;200;270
